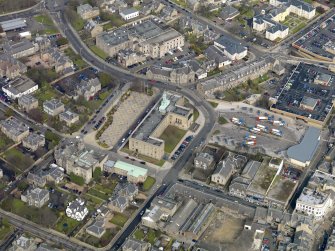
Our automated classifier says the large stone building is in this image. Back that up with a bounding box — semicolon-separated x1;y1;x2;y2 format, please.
0;116;29;142
3;39;39;59
129;92;193;160
96;19;184;59
105;160;148;183
0;53;27;79
77;4;100;20
18;94;38;112
54;138;108;183
21;187;49;208
253;0;315;41
146;65;196;85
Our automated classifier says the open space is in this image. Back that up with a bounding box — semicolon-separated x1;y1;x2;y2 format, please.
2;148;34;173
110;212;128;227
159;125;187;153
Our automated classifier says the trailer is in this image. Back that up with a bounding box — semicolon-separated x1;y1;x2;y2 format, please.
244;140;256;146
256;124;269;133
250;127;261;134
271;128;283;137
273;120;285;126
231;117;243;126
257;116;268;121
245;133;257;140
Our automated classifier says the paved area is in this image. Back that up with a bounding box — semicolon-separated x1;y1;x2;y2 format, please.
99;92;153;148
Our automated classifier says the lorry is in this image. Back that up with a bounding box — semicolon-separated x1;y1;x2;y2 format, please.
231;117;244;126
271;128;283;137
273;120;285;126
256;124;269;133
257;116;268;121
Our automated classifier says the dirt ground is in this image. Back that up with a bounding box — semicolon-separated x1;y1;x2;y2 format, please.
201;211;245;243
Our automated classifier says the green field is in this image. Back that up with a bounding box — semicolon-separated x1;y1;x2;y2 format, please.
55;215;81;235
110;212;128;227
87;188;109;200
34;14;54;26
142;176;156;191
2;148;34;172
209;101;218;108
0;132;14;153
159;125;187;153
1;198;58;227
90;45;108;60
134;228;145;240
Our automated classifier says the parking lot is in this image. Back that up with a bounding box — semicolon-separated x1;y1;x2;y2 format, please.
272;63;335;123
99;91;154;148
211;106;306;156
293;13;335;60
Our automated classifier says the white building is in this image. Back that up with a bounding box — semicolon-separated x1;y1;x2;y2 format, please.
119;8;139;21
2;76;38;99
296;187;333;220
66;198;89;221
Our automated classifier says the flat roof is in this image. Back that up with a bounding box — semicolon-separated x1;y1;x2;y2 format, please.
287;126;320;163
114;160;148;178
0;18;27;31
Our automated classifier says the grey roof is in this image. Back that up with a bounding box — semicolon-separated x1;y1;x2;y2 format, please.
120;8;139;16
241;160;262;180
301;96;318;108
0;116;29;137
204;45;230;64
24;187;49;202
122;237;149;250
220;6;239;20
43;99;64;110
215;36;247;55
291;0;315;12
287;127;320;163
18;94;38;106
86;218;105;236
22;132;45;146
3;40;36;56
0;18;27;31
59;110;79;121
2;76;37;97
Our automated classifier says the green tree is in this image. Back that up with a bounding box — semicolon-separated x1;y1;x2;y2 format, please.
69;173;85;186
93;167;102;182
4;108;14;118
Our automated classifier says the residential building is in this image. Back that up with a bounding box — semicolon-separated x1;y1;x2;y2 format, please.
8;235;37;251
40;47;74;74
194;152;214;170
85;20;103;37
220;6;239;20
18;94;38;112
122;238;151;251
214;36;248;61
66;198;89;221
0;116;29;142
146;65;196;85
75;77;101;101
3;39;39;59
0;53;27;79
55;138;108;183
21;187;49;208
27;172;46;187
198;56;283;96
129;92;193;160
59;110;79;126
96;19;184;58
2;75;38;99
295;187;333;220
109;161;148;183
109;195;129;212
254;0;315;41
204;45;231;68
117;49;146;67
86;218;106;238
119;8;139;20
142;205;167;230
22;133;45;151
77;4;100;20
211;153;248;186
43;99;65;116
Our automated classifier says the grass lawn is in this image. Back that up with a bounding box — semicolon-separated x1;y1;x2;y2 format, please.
0;224;12;240
64;48;87;69
142;176;156;191
193;109;199;122
55;215;81;235
209;101;218;108
159;125;187;153
103;22;114;31
2;148;34;172
87;188;109;200
84;193;104;205
218;116;228;125
134;228;145;240
34;14;54;26
0;131;14;152
40;28;59;35
146;229;160;245
110;212;128;227
94;182;117;195
90;45;108;60
1;198;58;227
171;0;187;8
34;86;59;102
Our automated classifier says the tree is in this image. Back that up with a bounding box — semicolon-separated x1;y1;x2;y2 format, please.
56;37;68;47
69;173;85;186
93;167;102;182
28;108;44;123
316;6;326;14
4;108;14;118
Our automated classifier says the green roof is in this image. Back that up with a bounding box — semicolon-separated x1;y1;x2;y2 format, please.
114;161;148;178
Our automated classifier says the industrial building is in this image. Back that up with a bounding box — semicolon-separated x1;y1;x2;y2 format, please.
2;75;38;99
0;18;27;32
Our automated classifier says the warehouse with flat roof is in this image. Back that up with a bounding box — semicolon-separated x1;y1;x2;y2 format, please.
0;18;27;32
